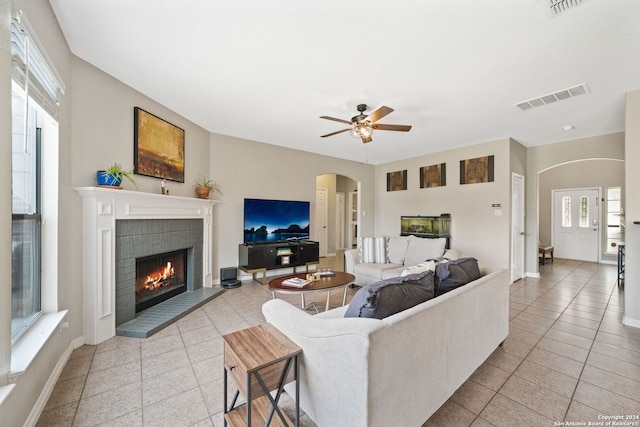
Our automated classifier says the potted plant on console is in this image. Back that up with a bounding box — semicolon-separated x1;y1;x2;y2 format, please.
96;163;139;190
194;175;222;199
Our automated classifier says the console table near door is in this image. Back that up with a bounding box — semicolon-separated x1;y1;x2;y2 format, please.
223;324;301;427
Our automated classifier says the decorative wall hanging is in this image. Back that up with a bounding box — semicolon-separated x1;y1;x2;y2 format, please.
387;170;407;191
460;155;494;185
420;163;446;188
134;107;185;182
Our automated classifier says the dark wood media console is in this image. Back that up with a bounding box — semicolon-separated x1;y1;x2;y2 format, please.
239;240;320;271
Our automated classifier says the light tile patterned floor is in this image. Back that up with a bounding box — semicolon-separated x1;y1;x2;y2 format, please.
36;257;640;427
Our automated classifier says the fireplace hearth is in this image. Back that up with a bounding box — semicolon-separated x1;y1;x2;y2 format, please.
136;249;187;313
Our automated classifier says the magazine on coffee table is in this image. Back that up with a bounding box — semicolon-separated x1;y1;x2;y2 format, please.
282;277;311;288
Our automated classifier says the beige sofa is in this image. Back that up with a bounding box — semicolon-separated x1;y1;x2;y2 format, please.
262;267;509;427
344;235;459;286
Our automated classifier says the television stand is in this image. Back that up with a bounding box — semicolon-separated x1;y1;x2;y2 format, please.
238;266;267;286
238;241;320;283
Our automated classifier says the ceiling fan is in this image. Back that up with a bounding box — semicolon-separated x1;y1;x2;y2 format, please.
320;104;412;143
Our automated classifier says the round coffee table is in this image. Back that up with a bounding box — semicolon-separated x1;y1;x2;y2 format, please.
268;272;356;312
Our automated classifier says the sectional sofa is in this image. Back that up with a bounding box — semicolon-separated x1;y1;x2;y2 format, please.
344;235;460;286
262;266;510;427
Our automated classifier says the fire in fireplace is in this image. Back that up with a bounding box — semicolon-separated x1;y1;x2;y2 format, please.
135;249;187;313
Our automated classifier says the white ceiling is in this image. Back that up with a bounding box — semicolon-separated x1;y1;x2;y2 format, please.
48;0;640;165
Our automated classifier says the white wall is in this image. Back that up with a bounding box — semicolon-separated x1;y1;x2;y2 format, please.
374;139;512;269
624;90;640;327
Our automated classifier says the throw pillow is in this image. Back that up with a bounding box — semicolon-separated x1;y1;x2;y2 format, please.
400;260;436;277
443;248;461;260
344;271;435;319
387;235;412;264
434;257;481;296
403;237;447;267
360;237;387;264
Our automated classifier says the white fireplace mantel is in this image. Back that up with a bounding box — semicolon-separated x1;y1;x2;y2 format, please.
75;187;218;344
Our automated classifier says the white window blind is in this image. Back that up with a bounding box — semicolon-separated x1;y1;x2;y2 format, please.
11;11;65;118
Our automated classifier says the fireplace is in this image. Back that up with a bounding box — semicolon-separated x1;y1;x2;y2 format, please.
114;218;202;327
136;249;188;313
76;187;217;344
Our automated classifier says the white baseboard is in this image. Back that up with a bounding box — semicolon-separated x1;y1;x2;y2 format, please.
24;335;84;427
525;271;541;278
623;315;640;329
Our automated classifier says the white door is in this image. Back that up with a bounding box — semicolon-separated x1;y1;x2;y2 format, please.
553;188;600;262
511;173;525;282
316;188;328;257
336;192;345;250
348;191;358;248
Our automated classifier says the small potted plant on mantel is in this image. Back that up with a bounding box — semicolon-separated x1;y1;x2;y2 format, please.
194;175;222;199
96;163;139;190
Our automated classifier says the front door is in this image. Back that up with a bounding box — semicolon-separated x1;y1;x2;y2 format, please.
553;188;600;262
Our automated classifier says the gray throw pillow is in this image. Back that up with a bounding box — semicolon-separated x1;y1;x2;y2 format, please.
435;257;481;296
344;271;435;319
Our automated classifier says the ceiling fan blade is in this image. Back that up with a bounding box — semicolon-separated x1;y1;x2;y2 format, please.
320;115;352;125
361;135;373;143
321;128;351;138
368;105;394;123
372;123;412;132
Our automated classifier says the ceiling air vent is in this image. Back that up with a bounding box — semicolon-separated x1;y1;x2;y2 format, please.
548;0;587;15
515;83;590;111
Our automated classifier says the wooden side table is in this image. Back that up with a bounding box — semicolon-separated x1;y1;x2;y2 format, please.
223;324;301;427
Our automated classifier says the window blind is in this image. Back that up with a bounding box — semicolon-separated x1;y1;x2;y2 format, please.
10;11;65;118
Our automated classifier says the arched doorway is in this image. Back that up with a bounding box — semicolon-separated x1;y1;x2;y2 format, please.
316;174;360;257
538;158;624;264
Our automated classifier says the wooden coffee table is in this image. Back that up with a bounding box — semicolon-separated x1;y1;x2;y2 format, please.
268;272;355;312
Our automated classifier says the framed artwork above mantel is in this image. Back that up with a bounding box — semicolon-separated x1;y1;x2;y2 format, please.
134;107;185;182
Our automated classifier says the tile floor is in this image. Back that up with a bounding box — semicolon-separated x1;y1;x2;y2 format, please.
36;257;640;427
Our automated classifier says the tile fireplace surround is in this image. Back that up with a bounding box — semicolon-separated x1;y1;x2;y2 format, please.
75;187;217;344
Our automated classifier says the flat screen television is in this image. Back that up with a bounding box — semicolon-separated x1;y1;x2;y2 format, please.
243;198;310;244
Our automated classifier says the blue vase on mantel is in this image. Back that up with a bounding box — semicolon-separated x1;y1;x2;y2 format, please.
96;170;122;187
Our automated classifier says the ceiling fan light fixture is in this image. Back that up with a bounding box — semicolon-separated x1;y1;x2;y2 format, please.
350;123;373;139
320;104;411;143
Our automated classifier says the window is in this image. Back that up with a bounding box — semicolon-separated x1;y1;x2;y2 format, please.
605;187;623;255
11;83;42;340
579;196;589;228
562;196;571;227
10;12;63;341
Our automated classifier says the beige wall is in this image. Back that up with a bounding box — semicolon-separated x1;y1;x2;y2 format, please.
538;159;624;258
71;58;212;195
525;133;625;274
624;90;640;327
374;139;512;269
210;134;375;279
